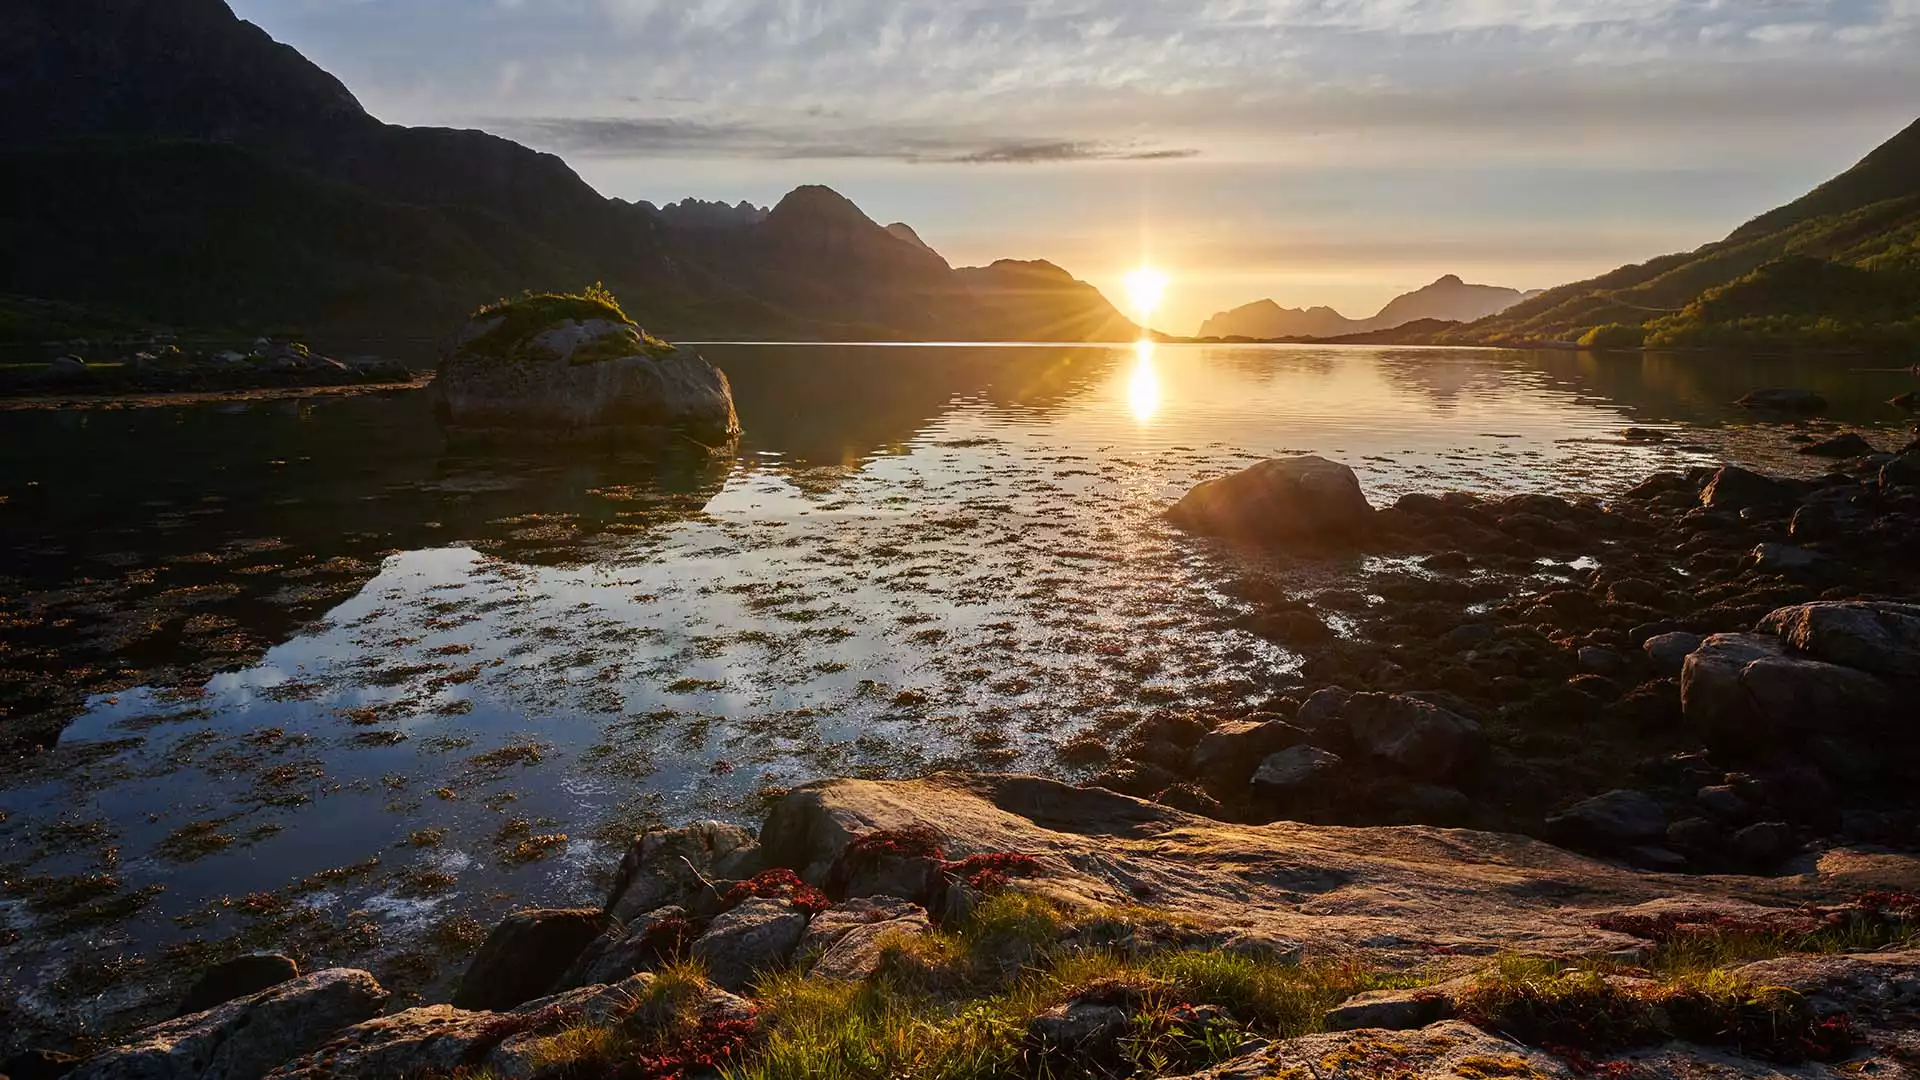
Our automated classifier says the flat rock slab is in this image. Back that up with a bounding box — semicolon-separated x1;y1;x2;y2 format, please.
1729;951;1920;1020
1171;1020;1574;1079
760;774;1920;958
74;969;388;1080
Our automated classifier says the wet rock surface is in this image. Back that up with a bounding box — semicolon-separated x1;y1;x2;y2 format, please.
1134;456;1920;871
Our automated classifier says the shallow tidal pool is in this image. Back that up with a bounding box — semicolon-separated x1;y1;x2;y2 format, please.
1;342;1912;1025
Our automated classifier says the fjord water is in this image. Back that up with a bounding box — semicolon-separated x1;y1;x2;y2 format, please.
1;343;1913;1006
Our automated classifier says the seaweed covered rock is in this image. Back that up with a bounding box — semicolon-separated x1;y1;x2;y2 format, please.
431;288;739;446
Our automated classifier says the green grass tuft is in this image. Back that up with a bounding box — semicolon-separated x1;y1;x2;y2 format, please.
463;283;676;363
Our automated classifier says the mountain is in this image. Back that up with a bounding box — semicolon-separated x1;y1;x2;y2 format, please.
952;260;1140;342
1447;117;1920;348
644;198;770;230
0;0;1134;343
1198;300;1361;340
1198;276;1535;339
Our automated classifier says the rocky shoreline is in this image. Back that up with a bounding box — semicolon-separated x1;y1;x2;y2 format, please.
1080;447;1920;878
39;774;1920;1080
0;340;415;398
17;443;1920;1080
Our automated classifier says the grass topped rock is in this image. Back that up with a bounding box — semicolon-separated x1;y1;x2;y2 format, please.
431;286;740;447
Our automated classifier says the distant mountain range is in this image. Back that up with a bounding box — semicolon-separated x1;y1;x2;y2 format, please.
1428;118;1920;349
0;0;1136;343
1199;276;1540;339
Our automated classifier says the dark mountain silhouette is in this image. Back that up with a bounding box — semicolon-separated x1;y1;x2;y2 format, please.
643;198;770;230
0;0;1134;343
1199;275;1535;339
1447;116;1920;348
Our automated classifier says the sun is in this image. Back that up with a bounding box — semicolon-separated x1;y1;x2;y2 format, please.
1122;266;1169;322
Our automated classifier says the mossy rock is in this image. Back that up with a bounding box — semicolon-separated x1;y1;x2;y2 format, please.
460;288;676;365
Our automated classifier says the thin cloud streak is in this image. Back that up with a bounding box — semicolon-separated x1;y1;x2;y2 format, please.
492;116;1199;164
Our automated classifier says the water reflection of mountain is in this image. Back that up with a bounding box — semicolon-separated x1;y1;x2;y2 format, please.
1515;350;1919;429
0;395;732;749
1370;350;1509;407
712;344;1118;464
0;346;1121;748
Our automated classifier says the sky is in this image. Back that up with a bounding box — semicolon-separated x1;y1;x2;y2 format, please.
228;0;1920;335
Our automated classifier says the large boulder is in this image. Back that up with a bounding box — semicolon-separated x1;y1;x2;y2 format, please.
1339;693;1486;780
71;969;388;1080
1167;456;1374;543
431;293;739;446
607;820;762;922
451;907;614;1011
1758;601;1920;681
1681;633;1898;751
688;897;809;992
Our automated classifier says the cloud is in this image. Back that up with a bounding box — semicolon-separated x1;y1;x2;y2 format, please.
235;0;1920;175
491;116;1199;164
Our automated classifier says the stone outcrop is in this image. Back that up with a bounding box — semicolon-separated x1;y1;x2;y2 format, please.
607;820;763;922
1681;633;1896;752
754;773;1918;958
71;969;388;1080
431;301;740;446
1167;456;1374;543
1759;600;1920;680
1169;1020;1575;1079
557;905;693;990
451;907;615;1011
689;897;810;992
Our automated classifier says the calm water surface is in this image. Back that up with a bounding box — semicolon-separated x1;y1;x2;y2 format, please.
1;343;1913;1019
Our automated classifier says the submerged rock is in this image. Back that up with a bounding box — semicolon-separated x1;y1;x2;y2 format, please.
1798;432;1877;458
1736;387;1828;413
431;293;739;446
1168;455;1373;543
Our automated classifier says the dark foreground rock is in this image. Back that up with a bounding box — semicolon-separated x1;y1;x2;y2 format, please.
1141;455;1920;871
1167;455;1373;543
71;969;387;1080
451;908;615;1011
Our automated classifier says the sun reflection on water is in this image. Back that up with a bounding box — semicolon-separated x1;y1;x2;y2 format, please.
1127;339;1160;423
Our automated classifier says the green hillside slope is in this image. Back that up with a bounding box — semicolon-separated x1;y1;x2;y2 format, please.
1445;118;1920;349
